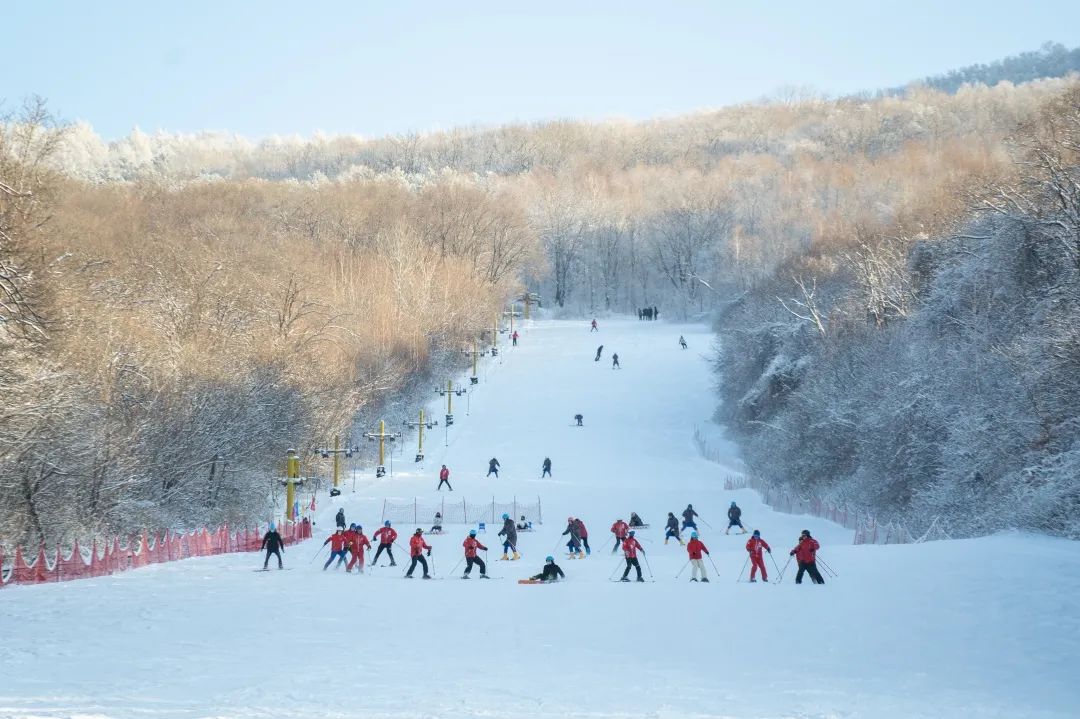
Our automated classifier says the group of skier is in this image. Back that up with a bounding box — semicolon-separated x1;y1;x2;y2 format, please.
435;457;556;488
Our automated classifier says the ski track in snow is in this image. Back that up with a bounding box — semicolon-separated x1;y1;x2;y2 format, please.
2;318;1078;719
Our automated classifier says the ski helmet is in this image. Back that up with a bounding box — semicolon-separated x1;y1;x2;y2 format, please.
268;523;276;531
502;513;509;520
545;555;554;562
691;531;699;539
357;525;362;531
469;529;477;536
801;529;810;537
384;520;391;527
752;529;760;537
628;530;635;537
731;501;737;507
415;528;423;534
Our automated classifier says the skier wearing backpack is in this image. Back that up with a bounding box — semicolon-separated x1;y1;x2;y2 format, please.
664;512;683;545
498;513;519;560
610;518;629;553
746;530;771;582
727;501;747;534
405;529;432;579
619;531;645;582
462;529;489;579
371;521;398;566
260;524;285;570
562;516;584;559
686;531;710;582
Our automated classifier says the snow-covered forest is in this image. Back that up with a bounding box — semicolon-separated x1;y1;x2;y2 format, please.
4;62;1080;544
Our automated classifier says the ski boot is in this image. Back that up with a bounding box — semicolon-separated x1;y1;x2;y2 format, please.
664;538;669;545
690;578;698;582
749;579;757;583
390;561;397;567
679;539;685;546
701;577;710;583
500;553;509;561
512;551;520;561
480;573;490;579
636;577;645;582
577;550;585;559
619;577;630;582
462;574;471;579
422;574;432;580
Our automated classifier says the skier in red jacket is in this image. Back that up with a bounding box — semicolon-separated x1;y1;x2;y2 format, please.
610;518;629;553
346;524;371;573
790;529;824;584
574;518;591;555
406;528;432;579
511;330;519;346
619;531;645;582
686;531;710;582
371;521;398;566
322;529;349;571
745;529;771;582
462;529;489;579
437;465;452;491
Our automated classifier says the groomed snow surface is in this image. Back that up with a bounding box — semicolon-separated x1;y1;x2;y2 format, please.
2;319;1078;719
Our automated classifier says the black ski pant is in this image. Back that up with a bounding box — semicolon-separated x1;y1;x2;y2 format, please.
464;556;486;576
263;547;282;569
487;468;498;477
542;469;551;477
795;561;825;584
437;479;452;490
372;542;395;565
622;557;642;580
406;554;429;577
580;536;590;553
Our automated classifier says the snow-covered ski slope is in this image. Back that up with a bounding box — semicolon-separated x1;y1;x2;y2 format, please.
3;318;1079;719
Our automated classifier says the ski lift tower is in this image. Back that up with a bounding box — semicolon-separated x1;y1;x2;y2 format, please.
436;380;467;427
502;305;522;336
521;291;542;319
364;421;400;478
403;409;438;462
314;436;360;497
462;338;484;385
279;448;308;523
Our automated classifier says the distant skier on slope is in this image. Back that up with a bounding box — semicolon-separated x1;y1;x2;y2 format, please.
681;504;698;532
590;319;598;332
260;523;284;570
335;508;346;530
542;457;552;477
562;516;584;559
574;518;591;555
371;521;398;566
679;335;687;349
346;524;371;573
686;531;710;582
529;556;565;582
462;529;489;579
610;517;629;553
487;457;500;478
498;513;519;560
665;512;683;545
512;330;519;346
727;501;747;534
574;414;583;426
437;464;453;491
619;531;645;582
405;528;432;579
790;530;824;585
594;345;603;361
746;530;771;583
611;353;620;369
322;528;349;571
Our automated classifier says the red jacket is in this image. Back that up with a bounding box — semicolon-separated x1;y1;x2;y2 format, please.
610;520;628;538
575;519;588;538
439;467;450;481
512;331;519;340
746;537;771;558
373;527;397;546
686;538;709;560
463;536;487;557
792;537;819;563
622;537;643;559
409;534;432;557
351;533;371;553
325;533;348;552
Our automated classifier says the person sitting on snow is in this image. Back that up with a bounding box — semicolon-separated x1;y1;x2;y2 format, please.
530;556;566;582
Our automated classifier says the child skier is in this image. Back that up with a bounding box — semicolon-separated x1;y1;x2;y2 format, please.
437;465;452;491
610;517;629;553
462;529;489;579
371;520;398;566
681;504;698;531
727;501;747;534
260;523;284;570
530;556;566;582
686;531;710;582
498;513;519;560
562;516;584;559
790;529;825;584
620;531;645;582
430;512;443;534
322;528;349;570
347;525;371;573
664;512;683;545
746;529;771;582
405;528;432;579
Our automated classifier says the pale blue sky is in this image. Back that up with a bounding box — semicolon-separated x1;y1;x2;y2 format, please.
6;1;1080;139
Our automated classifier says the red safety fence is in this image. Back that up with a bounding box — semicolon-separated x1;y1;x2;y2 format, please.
0;519;312;589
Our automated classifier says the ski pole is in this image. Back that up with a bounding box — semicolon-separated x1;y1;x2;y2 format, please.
310;543;328;563
609;557;624;580
675;559;691;579
817;556;838;577
697;517;714;530
735;555;749;582
768;552;782;582
777;556;792;583
641;553;654;579
707;552;721;576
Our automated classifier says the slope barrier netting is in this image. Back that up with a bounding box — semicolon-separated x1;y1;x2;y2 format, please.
0;520;312;589
694;426;952;545
381;497;543;527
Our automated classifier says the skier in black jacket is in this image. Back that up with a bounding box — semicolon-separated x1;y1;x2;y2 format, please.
726;501;747;534
335;508;346;530
530;556;565;582
487;457;500;478
665;512;683;545
681;504;698;531
261;525;285;569
542;457;552;477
